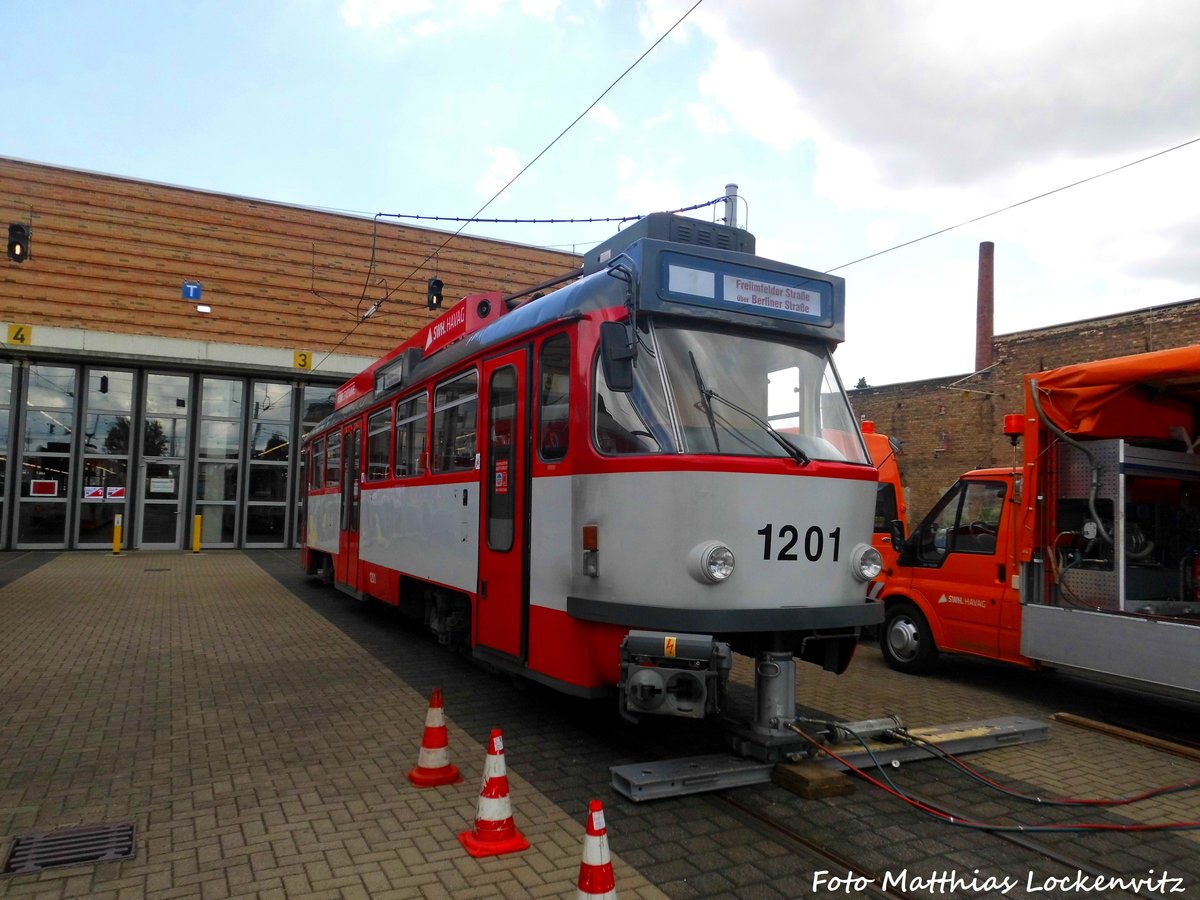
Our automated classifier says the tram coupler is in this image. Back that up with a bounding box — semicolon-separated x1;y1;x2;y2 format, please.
618;631;731;722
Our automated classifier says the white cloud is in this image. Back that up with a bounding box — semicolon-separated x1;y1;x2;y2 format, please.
521;0;560;19
411;18;441;38
638;0;707;44
464;0;504;15
664;0;1200;386
341;0;502;37
477;146;522;198
614;164;684;217
699;2;1200;187
863;220;898;253
587;103;620;131
340;0;433;29
642;110;673;129
686;103;728;135
692;42;811;152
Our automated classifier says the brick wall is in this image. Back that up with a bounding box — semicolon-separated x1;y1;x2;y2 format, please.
852;299;1200;517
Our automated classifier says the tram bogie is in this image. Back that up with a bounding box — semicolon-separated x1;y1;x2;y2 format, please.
300;211;883;743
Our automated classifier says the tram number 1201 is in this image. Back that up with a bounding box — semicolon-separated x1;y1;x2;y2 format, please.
757;524;841;562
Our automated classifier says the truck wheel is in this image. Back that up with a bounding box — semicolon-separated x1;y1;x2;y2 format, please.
881;602;937;674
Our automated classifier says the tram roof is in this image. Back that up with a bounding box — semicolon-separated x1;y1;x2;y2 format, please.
311;232;846;433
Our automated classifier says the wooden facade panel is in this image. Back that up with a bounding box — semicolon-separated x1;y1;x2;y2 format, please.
3;164;574;279
1;158;580;360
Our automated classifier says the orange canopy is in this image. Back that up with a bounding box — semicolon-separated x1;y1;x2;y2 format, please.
1027;344;1200;441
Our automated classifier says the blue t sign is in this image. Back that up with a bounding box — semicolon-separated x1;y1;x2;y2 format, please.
182;281;202;300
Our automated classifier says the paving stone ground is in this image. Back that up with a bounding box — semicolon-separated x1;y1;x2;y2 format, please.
3;550;1199;900
0;552;666;899
789;644;1200;842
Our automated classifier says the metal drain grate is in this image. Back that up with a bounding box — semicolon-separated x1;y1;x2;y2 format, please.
3;822;136;875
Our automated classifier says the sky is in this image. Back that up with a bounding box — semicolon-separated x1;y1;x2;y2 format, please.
4;0;1199;387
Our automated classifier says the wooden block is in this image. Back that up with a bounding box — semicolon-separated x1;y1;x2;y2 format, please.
772;761;855;798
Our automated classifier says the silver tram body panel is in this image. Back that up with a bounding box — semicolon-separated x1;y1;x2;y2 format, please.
360;483;480;593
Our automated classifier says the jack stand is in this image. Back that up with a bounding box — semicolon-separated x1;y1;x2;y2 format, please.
723;650;811;762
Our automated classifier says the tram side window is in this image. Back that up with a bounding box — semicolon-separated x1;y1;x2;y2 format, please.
326;431;342;488
366;408;392;481
311;438;325;490
432;371;478;472
394;393;428;477
538;333;571;461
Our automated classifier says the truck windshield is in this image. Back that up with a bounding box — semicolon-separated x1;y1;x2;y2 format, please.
594;321;869;464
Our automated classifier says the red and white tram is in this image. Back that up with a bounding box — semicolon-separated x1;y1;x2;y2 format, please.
301;213;883;757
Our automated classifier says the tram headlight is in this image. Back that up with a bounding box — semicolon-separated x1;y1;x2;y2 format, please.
850;544;883;582
688;541;735;584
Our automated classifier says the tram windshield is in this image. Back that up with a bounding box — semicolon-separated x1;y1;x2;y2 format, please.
594;322;870;464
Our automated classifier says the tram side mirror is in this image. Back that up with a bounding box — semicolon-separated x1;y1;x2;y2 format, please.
600;321;635;392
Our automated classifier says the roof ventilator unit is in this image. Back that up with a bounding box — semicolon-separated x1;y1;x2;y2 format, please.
582;212;755;275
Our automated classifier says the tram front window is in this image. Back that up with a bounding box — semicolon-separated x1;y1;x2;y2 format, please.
593;322;869;464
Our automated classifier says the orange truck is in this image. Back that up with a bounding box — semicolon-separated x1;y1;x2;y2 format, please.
871;345;1200;698
862;421;907;574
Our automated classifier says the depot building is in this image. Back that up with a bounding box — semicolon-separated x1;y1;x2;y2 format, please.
0;157;577;550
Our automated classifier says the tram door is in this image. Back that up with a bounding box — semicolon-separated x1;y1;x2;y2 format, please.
337;423;362;591
477;349;529;659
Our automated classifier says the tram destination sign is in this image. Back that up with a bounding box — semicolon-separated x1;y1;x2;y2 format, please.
655;250;836;329
722;274;821;318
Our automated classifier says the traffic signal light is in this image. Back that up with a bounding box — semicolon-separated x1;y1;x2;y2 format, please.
7;224;30;263
427;277;444;310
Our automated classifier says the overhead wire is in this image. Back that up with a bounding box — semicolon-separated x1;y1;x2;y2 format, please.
826;135;1200;273
374;194;726;226
313;0;707;371
315;11;1197;366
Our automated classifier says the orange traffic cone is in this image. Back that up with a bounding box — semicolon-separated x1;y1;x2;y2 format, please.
457;729;529;857
576;799;617;899
407;688;463;787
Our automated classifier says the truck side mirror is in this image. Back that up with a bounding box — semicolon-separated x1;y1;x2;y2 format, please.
600;320;635;392
888;518;906;547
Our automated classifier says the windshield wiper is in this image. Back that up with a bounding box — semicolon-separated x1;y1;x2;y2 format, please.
688;351;720;452
703;389;811;466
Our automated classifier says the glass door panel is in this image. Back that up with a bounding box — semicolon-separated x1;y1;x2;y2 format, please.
78;368;134;547
139;373;191;549
245;380;291;547
18;365;77;548
196;377;243;549
141;461;182;545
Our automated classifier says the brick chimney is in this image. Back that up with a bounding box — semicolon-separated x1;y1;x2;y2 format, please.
976;241;994;371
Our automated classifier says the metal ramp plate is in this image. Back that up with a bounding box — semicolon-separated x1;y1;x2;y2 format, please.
610;754;774;802
610;716;1049;802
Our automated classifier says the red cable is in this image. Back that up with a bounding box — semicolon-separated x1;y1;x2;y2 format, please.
792;728;1200;833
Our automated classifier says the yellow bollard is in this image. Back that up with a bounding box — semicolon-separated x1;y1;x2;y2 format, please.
192;515;202;553
112;513;123;555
